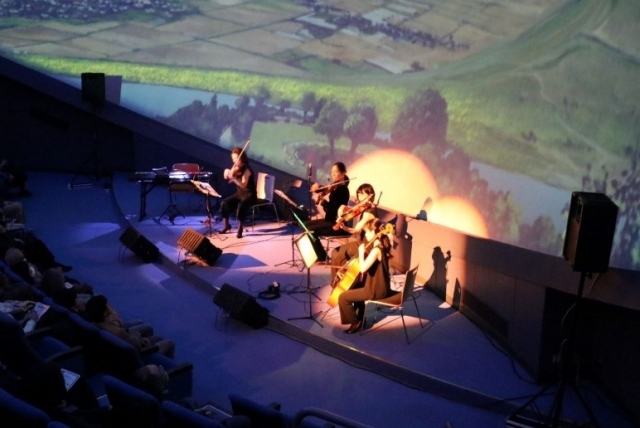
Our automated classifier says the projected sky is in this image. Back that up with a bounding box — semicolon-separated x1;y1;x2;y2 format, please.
1;0;638;271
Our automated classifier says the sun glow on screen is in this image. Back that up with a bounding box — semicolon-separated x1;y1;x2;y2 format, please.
348;149;488;238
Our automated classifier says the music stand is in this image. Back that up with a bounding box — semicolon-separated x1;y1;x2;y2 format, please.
191;180;224;240
274;189;304;268
288;232;324;328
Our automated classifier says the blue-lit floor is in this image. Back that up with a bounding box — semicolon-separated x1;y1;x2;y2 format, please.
18;171;632;428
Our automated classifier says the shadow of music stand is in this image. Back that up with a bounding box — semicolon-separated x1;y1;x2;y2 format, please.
191;180;226;241
288;230;325;328
274;189;304;269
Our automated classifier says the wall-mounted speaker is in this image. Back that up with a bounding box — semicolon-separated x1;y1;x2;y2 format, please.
81;72;105;106
177;228;222;266
563;192;618;273
119;226;159;263
213;284;268;329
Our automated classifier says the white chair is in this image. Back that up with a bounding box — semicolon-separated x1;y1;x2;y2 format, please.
362;264;424;344
250;172;279;230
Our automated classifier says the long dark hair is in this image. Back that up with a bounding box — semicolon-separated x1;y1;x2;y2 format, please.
356;183;375;201
231;147;249;166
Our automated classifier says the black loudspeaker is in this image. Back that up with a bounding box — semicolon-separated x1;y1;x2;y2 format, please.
563;192;618;273
177;228;222;266
119;226;159;263
81;72;105;106
213;284;268;329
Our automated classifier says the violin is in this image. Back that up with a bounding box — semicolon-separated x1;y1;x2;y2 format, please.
311;182;337;205
310;178;351;205
333;199;374;230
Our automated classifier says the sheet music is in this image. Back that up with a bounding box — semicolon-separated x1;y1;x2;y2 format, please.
274;189;298;207
190;180;221;197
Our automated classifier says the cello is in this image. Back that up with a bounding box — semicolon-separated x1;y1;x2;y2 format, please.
327;223;393;307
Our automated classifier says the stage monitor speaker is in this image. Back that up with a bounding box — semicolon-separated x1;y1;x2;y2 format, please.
119;226;159;263
177;228;222;266
563;192;618;273
81;72;105;106
213;284;268;329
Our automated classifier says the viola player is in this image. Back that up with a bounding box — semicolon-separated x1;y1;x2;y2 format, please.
304;162;350;238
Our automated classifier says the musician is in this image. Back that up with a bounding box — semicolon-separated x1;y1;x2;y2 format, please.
304;162;350;237
219;147;256;238
330;183;378;281
338;217;391;334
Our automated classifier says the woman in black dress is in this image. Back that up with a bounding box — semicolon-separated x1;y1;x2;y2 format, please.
220;147;256;238
304;162;350;237
337;218;392;333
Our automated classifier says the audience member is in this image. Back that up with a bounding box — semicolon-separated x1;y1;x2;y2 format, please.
17;362;108;428
40;267;92;298
0;271;34;301
0;227;72;273
85;294;175;358
0;157;31;197
4;247;43;285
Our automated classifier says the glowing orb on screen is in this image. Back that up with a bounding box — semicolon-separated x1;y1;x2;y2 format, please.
348;149;439;215
428;196;489;238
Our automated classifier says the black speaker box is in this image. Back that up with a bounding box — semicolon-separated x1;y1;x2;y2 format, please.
81;72;106;105
194;238;222;266
563;192;618;273
119;227;159;263
178;228;222;266
213;284;268;329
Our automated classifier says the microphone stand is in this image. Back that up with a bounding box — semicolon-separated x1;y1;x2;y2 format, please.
307;164;314;220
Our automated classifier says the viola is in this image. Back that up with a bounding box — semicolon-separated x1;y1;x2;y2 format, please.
311;182;337;205
310;178;351;205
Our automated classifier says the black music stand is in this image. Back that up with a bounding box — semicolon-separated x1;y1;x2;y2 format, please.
274;189;304;269
69;119;111;191
191;180;225;240
288;231;325;328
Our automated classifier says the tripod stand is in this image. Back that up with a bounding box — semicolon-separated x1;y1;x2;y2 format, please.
68;132;110;190
508;271;599;428
274;190;304;269
288;232;324;328
191;180;226;240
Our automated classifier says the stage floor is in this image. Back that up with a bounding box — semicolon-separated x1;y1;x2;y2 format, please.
20;171;633;427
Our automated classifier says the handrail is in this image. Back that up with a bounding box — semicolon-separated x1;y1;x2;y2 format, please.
292;407;373;428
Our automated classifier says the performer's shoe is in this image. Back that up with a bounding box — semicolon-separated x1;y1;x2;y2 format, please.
220;226;231;234
236;230;243;239
343;322;362;334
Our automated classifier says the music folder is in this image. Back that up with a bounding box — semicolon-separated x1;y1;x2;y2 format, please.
190;180;221;197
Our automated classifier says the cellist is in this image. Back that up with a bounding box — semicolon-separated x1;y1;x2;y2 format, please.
330;183;378;281
337;217;392;333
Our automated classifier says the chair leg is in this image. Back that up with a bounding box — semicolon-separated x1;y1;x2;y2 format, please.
399;310;410;344
251;207;255;232
411;296;425;328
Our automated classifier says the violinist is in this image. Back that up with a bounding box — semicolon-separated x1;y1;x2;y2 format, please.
219;147;256;238
330;183;378;281
304;162;350;237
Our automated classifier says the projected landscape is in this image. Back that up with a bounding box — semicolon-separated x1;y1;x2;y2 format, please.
1;0;638;270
